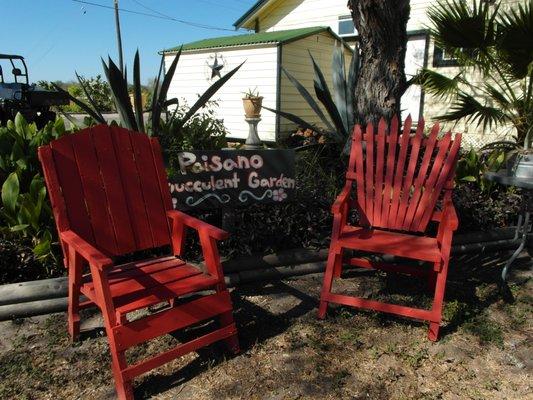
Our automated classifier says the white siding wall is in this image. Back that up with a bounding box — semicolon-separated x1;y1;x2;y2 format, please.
246;0;430;35
165;44;278;142
280;32;352;136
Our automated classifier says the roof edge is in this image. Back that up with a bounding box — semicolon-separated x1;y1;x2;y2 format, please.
233;0;270;29
161;26;332;54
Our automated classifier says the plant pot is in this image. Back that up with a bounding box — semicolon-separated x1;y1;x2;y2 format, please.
507;152;533;179
242;96;263;118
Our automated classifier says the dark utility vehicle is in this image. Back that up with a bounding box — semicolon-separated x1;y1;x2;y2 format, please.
0;54;69;127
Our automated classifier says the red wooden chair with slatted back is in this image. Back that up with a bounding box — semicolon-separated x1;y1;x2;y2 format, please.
38;124;239;399
318;115;461;341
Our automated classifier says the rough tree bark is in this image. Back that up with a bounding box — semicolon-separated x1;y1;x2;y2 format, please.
348;0;410;125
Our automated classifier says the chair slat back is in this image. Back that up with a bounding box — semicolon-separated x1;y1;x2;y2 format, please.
347;116;461;233
38;125;173;257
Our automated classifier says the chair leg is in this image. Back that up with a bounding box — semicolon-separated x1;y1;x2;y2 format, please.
428;259;449;342
108;332;134;400
219;310;240;355
318;249;342;319
333;249;344;278
67;255;82;342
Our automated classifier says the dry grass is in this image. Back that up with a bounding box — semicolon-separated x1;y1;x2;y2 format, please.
0;251;531;400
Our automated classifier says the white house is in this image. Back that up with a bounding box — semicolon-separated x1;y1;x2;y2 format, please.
163;26;352;143
163;0;519;147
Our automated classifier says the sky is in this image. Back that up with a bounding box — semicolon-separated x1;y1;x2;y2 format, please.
0;0;256;84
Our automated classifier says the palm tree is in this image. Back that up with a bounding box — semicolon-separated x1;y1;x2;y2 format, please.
417;0;533;146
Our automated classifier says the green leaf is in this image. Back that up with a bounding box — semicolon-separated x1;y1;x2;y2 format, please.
10;224;29;232
1;172;19;214
460;176;477;182
33;238;51;259
14;113;29;139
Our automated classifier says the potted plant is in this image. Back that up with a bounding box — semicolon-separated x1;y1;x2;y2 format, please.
242;87;263;118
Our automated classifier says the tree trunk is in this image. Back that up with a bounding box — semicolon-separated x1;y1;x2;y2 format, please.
348;0;410;126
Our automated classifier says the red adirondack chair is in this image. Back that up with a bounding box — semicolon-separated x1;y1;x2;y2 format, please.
38;125;239;399
318;116;461;341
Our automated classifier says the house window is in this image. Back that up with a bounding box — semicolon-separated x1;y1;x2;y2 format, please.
433;46;459;67
338;15;357;37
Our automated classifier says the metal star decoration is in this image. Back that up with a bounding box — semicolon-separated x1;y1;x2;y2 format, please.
208;54;224;79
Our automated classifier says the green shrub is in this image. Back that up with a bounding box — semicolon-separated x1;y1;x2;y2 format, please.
39;75;115;113
158;101;228;174
0;114;68;262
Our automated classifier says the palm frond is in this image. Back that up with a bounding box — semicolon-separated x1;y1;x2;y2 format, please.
437;92;510;132
428;0;497;69
496;0;533;79
414;68;464;99
483;82;512;110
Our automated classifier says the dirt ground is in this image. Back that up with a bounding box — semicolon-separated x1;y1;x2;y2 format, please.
0;250;531;400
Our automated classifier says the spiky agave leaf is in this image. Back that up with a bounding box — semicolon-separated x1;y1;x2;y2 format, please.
281;67;334;132
151;47;182;135
263;106;323;134
331;42;349;135
346;46;359;131
74;72;106;122
133;50;145;133
102;57;137;131
50;83;106;124
309;51;346;141
150;56;165;133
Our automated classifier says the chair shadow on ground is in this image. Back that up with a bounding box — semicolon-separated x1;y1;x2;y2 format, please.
124;249;530;399
135;280;319;399
332;249;531;337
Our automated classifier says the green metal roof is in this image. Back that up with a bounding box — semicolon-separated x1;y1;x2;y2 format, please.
163;26;329;53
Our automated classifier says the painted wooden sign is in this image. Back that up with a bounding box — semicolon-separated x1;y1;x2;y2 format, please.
169;149;295;209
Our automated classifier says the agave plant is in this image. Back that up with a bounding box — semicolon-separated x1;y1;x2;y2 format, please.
265;43;359;149
55;48;244;136
415;0;533;147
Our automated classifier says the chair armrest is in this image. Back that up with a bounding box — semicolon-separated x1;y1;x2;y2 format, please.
434;202;459;236
167;210;229;241
60;230;113;269
332;185;351;214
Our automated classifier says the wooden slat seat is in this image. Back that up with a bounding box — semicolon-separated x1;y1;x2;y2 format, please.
339;226;441;262
80;256;219;317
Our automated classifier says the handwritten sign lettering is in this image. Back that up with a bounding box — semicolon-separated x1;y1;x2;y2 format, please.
169;149;295;209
